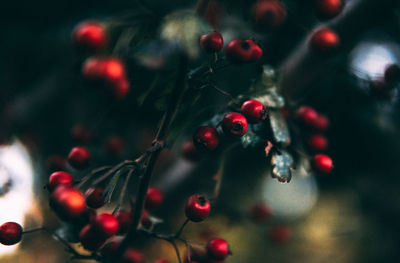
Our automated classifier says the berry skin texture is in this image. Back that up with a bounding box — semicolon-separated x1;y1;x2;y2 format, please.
79;224;106;251
310;28;340;54
200;32;224;53
116;210;132;234
312;154;333;174
270;225;291;243
68;147;91;170
185;194;211;222
221;112;248;138
50;186;86;220
250;203;273;222
0;222;23;246
206;238;230;260
93;213;119;238
316;0;344;19
225;39;262;63
240;100;268;123
193;126;219;151
122;248;145;263
145;187;164;210
72;20;107;52
48;171;73;191
181;141;203;162
308;134;328;152
85;187;106;209
253;0;287;28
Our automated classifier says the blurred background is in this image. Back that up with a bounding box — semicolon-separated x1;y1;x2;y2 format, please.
1;0;400;262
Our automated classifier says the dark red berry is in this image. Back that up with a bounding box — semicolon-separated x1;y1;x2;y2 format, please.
122;248;145;263
316;0;344;19
46;155;67;172
79;224;106;251
71;124;92;144
221;112;248;138
0;222;23;245
225;39;262;63
310;28;340;53
206;238;229;260
250;203;273;222
307;134;328;152
140;210;152;228
184;248;207;263
85;187;105;209
295;106;318;126
100;238;121;258
311;154;333;173
253;0;287;28
154;259;170;263
116;210;132;234
48;171;73;191
50;186;86;220
249;40;263;61
270;225;291;243
93;213;119;238
384;64;400;84
68;147;91;169
185;194;211;222
145;187;164;210
181;141;203;162
200;32;224;53
105;136;125;155
193;126;219;151
240;100;268;123
72;20;107;52
313;114;329;131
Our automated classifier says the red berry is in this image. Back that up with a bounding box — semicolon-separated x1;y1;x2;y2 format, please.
154;259;170;263
240;100;268;123
316;0;344;19
46;155;67;172
85;187;106;209
307;134;328;152
72;20;107;52
185;194;211;222
71;124;92;144
221;112;248;138
270;225;291;243
310;28;340;53
113;78;131;100
200;32;224;53
0;222;23;245
250;203;273;222
94;213;119;238
145;187;164;210
313;114;329;131
116;210;132;234
193;126;219;151
50;186;86;219
225;39;262;63
105;136;125;155
384;64;400;84
206;238;229;260
184;248;207;263
79;224;106;251
48;171;73;191
140;210;152;228
101;238;121;258
68;146;91;169
122;248;145;263
311;154;333;173
253;0;287;28
295;106;318;126
181;141;203;162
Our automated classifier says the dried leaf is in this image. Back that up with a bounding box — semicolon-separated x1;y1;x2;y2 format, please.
269;110;291;147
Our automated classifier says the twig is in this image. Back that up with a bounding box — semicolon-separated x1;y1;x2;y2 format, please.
175;219;190;238
92;160;135;185
170;240;183;263
76;166;112;188
113;168;135;214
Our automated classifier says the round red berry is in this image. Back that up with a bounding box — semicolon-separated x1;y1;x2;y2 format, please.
221;112;248;138
0;222;23;246
181;141;203;162
225;39;262;63
313;114;329;131
48;171;73;191
50;186;86;220
253;0;287;28
206;238;229;260
145;187;164;210
295;106;318;126
250;203;273;222
154;259;170;263
308;134;328;152
122;248;145;263
384;64;400;84
311;154;333;173
185;194;211;222
85;187;106;209
94;213;119;238
72;20;107;52
270;225;291;243
240;100;268;123
310;28;340;53
200;32;224;53
116;210;132;234
79;224;106;251
105;136;125;155
316;0;344;19
68;147;91;170
193;126;219;151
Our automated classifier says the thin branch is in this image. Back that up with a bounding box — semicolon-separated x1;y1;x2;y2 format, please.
170;240;183;263
76;166;112;188
175;219;190;238
92;160;134;186
113;168;135;214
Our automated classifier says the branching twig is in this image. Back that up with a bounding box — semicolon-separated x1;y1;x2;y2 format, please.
113;168;135;214
76;166;112;188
